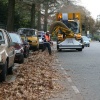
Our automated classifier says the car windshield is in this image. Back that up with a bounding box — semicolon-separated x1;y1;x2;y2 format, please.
18;29;36;36
0;31;5;44
9;33;22;44
82;36;89;41
38;31;45;38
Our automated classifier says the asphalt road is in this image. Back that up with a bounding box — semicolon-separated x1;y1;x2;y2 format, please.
57;41;100;100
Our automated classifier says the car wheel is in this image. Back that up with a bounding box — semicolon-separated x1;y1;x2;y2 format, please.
8;64;14;75
19;55;24;64
36;45;39;51
0;61;7;82
88;44;90;47
24;49;29;58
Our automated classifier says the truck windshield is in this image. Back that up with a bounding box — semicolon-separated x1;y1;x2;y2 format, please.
18;29;36;36
67;21;79;33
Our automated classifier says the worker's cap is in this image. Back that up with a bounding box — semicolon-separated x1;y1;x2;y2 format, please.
46;31;49;34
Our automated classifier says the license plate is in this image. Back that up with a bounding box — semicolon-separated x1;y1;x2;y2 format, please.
68;39;73;43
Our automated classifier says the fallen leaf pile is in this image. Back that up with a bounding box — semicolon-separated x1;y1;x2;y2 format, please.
0;50;63;100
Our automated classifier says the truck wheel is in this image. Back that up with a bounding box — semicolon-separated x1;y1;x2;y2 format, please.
58;49;62;52
57;44;59;50
8;64;14;75
0;61;7;82
19;55;24;64
77;48;82;51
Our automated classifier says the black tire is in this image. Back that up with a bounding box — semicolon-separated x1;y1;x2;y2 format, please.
8;64;13;75
57;44;62;52
0;61;7;82
24;49;29;58
57;44;59;50
58;49;62;52
88;44;90;47
77;48;82;51
19;55;24;64
36;45;39;51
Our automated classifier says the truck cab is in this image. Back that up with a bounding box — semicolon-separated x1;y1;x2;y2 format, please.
50;12;84;51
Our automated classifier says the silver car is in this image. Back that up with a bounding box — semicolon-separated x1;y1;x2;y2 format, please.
38;31;45;49
82;36;90;47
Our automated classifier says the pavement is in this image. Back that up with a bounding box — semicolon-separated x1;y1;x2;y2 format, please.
48;61;85;100
48;41;85;100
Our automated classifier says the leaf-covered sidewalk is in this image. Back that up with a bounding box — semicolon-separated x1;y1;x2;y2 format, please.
0;51;63;100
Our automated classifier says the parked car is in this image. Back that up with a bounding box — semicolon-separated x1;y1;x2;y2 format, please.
0;29;15;82
88;38;91;42
82;36;90;47
9;33;29;64
38;31;45;49
20;34;30;58
17;28;39;51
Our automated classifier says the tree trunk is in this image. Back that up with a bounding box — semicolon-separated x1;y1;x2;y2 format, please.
31;3;35;29
37;4;41;31
7;0;15;32
44;4;48;32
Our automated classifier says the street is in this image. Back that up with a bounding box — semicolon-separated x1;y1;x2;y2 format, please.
57;41;100;100
1;0;100;100
0;41;100;100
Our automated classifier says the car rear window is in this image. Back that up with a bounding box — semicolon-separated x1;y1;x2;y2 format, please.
9;33;22;44
82;36;89;41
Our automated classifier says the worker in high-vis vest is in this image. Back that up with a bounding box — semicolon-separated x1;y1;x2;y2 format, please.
42;32;52;55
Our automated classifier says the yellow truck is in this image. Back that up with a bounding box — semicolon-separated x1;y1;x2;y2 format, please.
17;28;39;51
50;12;84;51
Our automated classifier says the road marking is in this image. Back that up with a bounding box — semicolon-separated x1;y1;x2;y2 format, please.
60;67;80;94
61;67;68;75
67;77;72;82
72;86;80;94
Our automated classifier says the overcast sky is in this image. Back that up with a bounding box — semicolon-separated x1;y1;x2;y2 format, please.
80;0;100;19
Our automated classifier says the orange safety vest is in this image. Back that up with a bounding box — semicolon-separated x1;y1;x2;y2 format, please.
45;34;50;41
